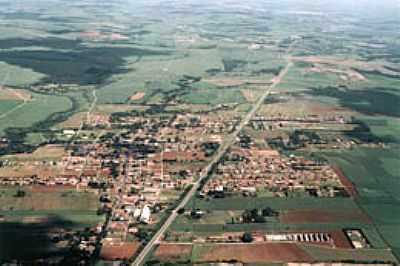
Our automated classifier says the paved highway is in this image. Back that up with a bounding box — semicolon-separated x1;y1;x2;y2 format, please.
131;58;293;266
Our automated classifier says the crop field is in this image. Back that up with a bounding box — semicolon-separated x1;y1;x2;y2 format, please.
100;241;141;261
192;243;313;263
280;209;371;224
0;186;103;261
299;244;397;263
0;186;100;211
0;92;72;135
321;148;400;258
257;96;356;119
0;61;45;87
0;99;21;114
355;115;400;144
153;243;193;261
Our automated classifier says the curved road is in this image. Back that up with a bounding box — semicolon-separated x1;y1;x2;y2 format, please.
131;58;294;266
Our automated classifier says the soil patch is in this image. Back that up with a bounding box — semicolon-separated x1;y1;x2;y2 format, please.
197;243;313;263
154;243;193;259
280;209;370;224
0;86;31;101
100;241;141;260
130;92;145;101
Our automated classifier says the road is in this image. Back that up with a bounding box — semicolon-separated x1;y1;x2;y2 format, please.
63;89;98;173
131;58;293;265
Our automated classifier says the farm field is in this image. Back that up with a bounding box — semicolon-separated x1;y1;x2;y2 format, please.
0;186;103;261
192;243;313;263
0;186;100;211
0;99;21;114
0;92;72;135
321;148;400;258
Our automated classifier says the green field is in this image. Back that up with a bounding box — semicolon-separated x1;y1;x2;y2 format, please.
0;93;72;134
0;99;21;113
300;244;397;263
186;196;358;211
322;148;400;259
0;61;45;87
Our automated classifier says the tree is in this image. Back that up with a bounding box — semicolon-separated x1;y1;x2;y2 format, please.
136;228;149;241
242;232;253;243
262;207;278;217
242;209;252;223
14;189;26;198
254;215;266;223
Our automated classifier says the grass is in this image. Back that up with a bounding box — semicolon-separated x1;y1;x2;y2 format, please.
0;187;100;211
275;64;342;92
182;85;245;105
0;99;21;113
300;244;398;263
307;86;400;117
186;196;358;211
191;245;214;262
0;43;170;86
0;186;104;261
0;61;45;87
177;211;241;225
356;115;400;143
0;92;72;135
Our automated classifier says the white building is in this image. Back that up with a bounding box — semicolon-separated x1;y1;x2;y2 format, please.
140;205;151;224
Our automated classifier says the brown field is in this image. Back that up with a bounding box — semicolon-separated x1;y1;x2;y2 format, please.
305;65;366;82
58;112;87;128
130;92;145;101
154;243;193;259
259;97;355;119
280;209;371;225
196;243;313;263
1;144;66;161
100;241;141;260
0;165;68;178
329;230;354;249
0;86;31;101
58;112;109;129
